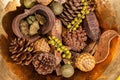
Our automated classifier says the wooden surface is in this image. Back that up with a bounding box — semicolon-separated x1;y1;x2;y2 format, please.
0;0;120;80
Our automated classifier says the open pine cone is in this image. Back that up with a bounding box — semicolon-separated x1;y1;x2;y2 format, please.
59;0;95;26
62;27;87;52
9;38;35;65
32;53;57;75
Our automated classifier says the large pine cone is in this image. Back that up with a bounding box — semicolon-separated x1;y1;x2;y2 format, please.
59;0;95;26
62;27;87;52
32;53;57;75
9;38;35;65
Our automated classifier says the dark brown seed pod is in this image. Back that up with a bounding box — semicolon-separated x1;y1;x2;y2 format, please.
12;4;55;43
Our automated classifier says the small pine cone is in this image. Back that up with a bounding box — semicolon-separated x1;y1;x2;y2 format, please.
62;27;87;52
59;0;95;26
9;38;35;65
32;53;56;75
34;38;50;53
75;52;95;72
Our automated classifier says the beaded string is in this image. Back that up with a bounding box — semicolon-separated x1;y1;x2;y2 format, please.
48;36;72;64
67;0;90;31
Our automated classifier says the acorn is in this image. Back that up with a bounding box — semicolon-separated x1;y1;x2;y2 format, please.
75;52;96;72
61;64;74;78
49;1;63;15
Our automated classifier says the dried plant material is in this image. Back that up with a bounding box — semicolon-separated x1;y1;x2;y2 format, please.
9;38;35;65
94;30;119;64
51;19;62;39
62;27;87;52
34;38;50;53
35;14;46;25
75;53;95;72
12;4;55;42
29;21;40;36
26;15;36;25
49;1;63;15
36;0;52;5
32;53;57;75
84;11;100;41
19;20;29;36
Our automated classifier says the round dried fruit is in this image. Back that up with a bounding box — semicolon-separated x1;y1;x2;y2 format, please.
50;1;63;15
75;52;95;72
61;64;74;78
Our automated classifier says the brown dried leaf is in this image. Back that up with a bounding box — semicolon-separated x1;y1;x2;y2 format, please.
94;30;119;64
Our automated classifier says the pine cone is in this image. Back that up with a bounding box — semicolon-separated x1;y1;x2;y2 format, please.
9;38;35;65
62;27;87;52
59;0;95;26
34;38;50;53
32;53;56;75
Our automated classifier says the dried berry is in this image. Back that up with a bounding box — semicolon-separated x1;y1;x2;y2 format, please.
32;53;56;75
34;38;50;53
75;52;95;72
50;1;63;15
61;64;74;78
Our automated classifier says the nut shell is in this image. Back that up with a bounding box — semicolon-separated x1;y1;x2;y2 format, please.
12;4;55;43
75;53;95;72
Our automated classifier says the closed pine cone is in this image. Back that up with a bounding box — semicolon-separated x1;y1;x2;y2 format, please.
9;38;35;65
75;52;95;72
62;27;87;52
32;53;56;75
34;38;50;53
59;0;95;26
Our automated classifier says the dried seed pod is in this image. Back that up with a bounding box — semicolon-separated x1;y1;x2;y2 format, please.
29;21;40;36
19;20;29;36
94;30;119;64
83;11;100;41
34;38;50;53
75;52;95;72
32;53;57;75
12;5;55;43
